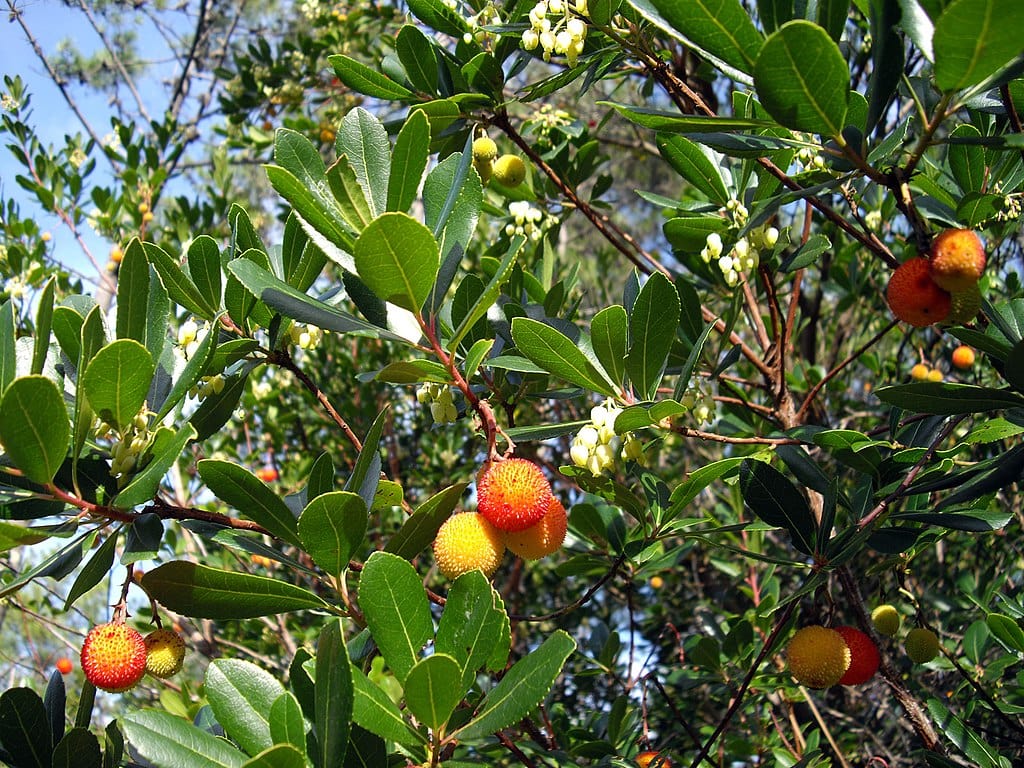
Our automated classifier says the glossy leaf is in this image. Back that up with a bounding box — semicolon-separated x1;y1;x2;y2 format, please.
739;459;816;555
353;213;439;313
0;687;52;768
154;317;218;422
754;20;849;135
329;54;414;101
0;301;16;394
52;728;101;768
141;561;328;619
337;107;391;218
206;659;285;757
120;710;246;768
297;491;367;577
241;745;306;768
447;235;522;352
986;613;1024;653
31;277;54;375
591;305;629;389
344;408;388;512
657;134;729;204
627;273;681;400
435;570;505;691
404;654;463;731
81;339;155;430
0;375;69;485
384;483;468;559
198;459;301;547
600;103;771;133
187;235;223;314
63;528;118;609
350;665;425;746
387;106;430;214
453;630;576;742
510;317;616;396
396;25;439;95
423;151;482;303
873;382;1024;414
645;0;763;74
358;551;433;684
268;694;306;755
143;241;214;319
316;619;353;768
933;0;1024;92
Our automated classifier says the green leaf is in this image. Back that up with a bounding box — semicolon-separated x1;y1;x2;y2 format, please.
403;654;463;731
344;408;388;511
353;213;439;313
385;483;468;559
326;156;374;233
739;459;816;555
338;108;391;219
113;420;195;507
298;491;367;578
599;103;772;133
187;236;224;315
873;382;1024;414
447;235;522;352
926;698;1006;768
268;694;306;755
226;261;409;343
154;318;218;422
52;728;101;768
627;273;681;400
933;0;1024;92
464;338;494;381
63;528;118;610
0;376;69;485
329;54;414;101
591;305;629;390
423;151;482;302
141;561;328;619
350;665;424;746
120;710;246;768
358;551;433;684
510;318;616;396
0;688;52;768
31;277;54;376
315;619;353;768
198;459;301;547
345;725;386;768
452;630;576;742
753;20;849;135
435;570;505;692
948;124;986;194
657;134;730;204
189;369;250;442
986;613;1024;653
406;0;468;36
242;745;307;768
664;215;730;251
645;0;764;74
387;110;430;213
0;301;15;394
206;659;285;757
143;241;215;319
81;339;155;430
396;25;439;95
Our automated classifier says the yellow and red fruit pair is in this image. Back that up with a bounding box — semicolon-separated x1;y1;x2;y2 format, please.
81;623;187;692
786;624;880;688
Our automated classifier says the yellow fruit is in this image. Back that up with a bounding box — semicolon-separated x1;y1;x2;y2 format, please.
871;604;901;637
320;127;336;143
473;157;493;185
433;512;505;579
81;623;147;693
929;228;985;292
650;575;664;589
472;136;498;163
636;751;673;768
946;283;982;325
786;625;851;689
910;363;930;381
951;345;975;369
477;458;552;532
926;368;943;382
110;246;124;263
504;498;567;559
144;628;187;678
905;627;940;663
492;154;527;187
886;257;951;326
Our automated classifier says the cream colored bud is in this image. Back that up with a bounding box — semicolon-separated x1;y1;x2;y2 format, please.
570;443;591;467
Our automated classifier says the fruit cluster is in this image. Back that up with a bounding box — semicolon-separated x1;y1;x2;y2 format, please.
872;603;941;664
886;229;985;327
785;624;880;689
80;623;187;693
433;458;567;579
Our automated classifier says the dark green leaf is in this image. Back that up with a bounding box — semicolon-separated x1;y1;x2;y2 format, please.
142;561;328;619
396;26;439;95
933;0;1024;92
63;528;118;610
387;110;430;214
510;318;616;396
447;235;522;352
404;654;462;731
926;698;1006;768
329;54;415;101
435;570;505;692
591;305;628;390
81;339;155;430
353;213;439;313
268;694;306;755
873;382;1024;414
143;242;214;319
199;459;301;547
0;301;15;394
52;728;101;768
599;103;772;133
113;423;197;508
645;0;764;74
298;491;367;577
739;459;816;555
657;134;729;204
338;108;392;218
315;620;353;768
31;277;54;376
206;659;285;757
344;408;388;512
0;376;69;485
241;745;307;768
949;124;986;193
0;688;51;768
350;665;424;746
986;613;1024;653
627;273;681;400
187;236;223;315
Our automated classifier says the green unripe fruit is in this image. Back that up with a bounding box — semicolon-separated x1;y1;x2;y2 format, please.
945;283;982;325
492;154;527;187
473;158;493;184
905;627;940;663
871;604;901;637
472;136;498;163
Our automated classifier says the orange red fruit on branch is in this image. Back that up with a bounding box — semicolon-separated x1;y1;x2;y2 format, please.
81;623;148;693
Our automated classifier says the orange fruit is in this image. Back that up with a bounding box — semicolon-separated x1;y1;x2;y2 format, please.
929;229;985;292
81;623;147;692
910;363;930;381
636;751;673;767
56;657;73;675
886;257;951;326
477;458;552;532
951;345;975;369
504;497;567;559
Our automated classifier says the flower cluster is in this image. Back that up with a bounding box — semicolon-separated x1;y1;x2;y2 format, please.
289;322;323;350
699;199;779;287
96;404;154;482
1;92;19;112
680;385;716;426
189;374;225;400
441;0;502;45
417;383;458;424
570;401;644;476
505;200;551;241
522;0;588;66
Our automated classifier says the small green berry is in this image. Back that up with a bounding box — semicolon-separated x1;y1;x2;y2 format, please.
905;627;940;664
871;604;901;637
472;136;498;163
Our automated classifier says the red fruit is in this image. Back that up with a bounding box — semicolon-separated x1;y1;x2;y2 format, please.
255;466;278;483
886;257;951;326
636;752;673;768
56;657;73;675
81;623;147;693
477;458;553;532
834;626;880;685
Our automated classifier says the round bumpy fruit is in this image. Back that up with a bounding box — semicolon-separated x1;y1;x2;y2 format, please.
255;466;278;483
81;623;147;693
636;751;673;767
492;154;527;187
871;604;901;637
834;626;880;685
886;257;951;326
472;136;498;163
951;345;975;370
946;283;982;325
786;625;851;689
477;458;553;532
926;368;943;383
910;363;930;381
929;228;986;292
905;627;940;664
504;497;567;560
433;512;505;579
144;628;187;678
